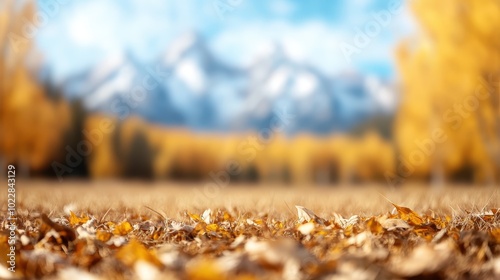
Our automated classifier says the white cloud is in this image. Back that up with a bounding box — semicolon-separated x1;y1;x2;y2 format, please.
211;21;350;74
38;0;412;80
65;1;124;52
210;18;401;76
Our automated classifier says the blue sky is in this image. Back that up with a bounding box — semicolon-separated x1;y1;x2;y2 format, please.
36;0;415;81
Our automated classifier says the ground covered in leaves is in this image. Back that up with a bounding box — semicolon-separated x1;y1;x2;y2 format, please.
1;181;500;279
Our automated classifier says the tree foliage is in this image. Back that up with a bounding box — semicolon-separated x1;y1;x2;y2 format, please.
395;0;500;184
0;0;71;173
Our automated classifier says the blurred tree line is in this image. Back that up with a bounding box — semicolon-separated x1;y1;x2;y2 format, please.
82;115;394;184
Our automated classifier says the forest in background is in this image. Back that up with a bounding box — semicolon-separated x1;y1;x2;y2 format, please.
0;0;499;186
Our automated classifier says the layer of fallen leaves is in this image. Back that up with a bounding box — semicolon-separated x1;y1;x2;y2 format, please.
1;203;500;280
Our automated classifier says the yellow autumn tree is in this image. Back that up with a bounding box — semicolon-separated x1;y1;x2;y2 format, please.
395;0;500;185
0;0;71;174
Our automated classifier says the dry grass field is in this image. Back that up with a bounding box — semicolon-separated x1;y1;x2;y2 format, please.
1;180;500;279
10;180;500;216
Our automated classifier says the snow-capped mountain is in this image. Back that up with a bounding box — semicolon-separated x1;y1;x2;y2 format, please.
235;44;337;134
60;32;397;134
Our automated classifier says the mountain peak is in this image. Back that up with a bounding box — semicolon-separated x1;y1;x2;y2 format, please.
163;31;204;65
90;52;127;84
61;31;396;134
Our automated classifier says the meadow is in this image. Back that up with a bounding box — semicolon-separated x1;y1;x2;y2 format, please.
1;180;499;279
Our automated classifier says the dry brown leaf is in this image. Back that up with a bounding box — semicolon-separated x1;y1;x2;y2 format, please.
366;217;383;234
115;239;163;268
295;205;323;224
41;214;77;243
390;242;452;277
333;213;359;229
490;228;500;243
244;238;316;280
186;259;226;280
6;199;500;279
380;218;410;231
223;211;233;222
414;225;438;241
392;203;424;226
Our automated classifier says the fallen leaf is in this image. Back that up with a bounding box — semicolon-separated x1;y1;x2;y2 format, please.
333;213;359;229
115;239;162;268
40;214;76;243
390;242;452;277
69;211;90;226
113;221;133;236
380;218;410;231
414;225;438;241
206;223;218;232
202;209;212;224
57;268;101;280
366;217;383;234
186;259;226;280
295;205;323;224
489;228;500;243
96;230;112;242
392;204;424;226
189;213;201;222
297;223;315;235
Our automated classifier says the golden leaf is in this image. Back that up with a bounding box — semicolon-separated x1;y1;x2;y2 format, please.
223;211;233;221
186;259;226;280
414;225;436;241
189;213;201;222
113;221;133;236
489;228;500;243
69;211;90;226
392;204;424;226
274;221;284;229
96;230;112;242
115;239;162;268
254;219;264;225
153;230;161;240
206;223;218;232
194;222;207;235
343;225;354;237
366;217;383;234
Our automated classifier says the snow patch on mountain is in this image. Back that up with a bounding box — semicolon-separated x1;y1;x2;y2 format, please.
61;33;397;135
